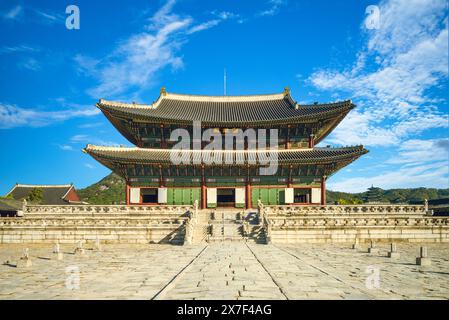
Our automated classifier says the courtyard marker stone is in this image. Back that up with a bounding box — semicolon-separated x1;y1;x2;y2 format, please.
16;248;32;268
416;246;431;266
368;241;379;254
74;240;85;256
387;243;400;259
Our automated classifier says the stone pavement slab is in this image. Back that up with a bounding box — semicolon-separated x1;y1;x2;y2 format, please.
0;242;448;299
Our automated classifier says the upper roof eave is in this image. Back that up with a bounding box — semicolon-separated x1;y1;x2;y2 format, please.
83;144;368;166
96;97;355;125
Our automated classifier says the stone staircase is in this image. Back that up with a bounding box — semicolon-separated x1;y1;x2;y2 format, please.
204;209;268;244
208;210;243;242
190;210;211;244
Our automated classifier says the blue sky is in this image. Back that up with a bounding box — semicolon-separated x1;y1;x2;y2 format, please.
0;0;448;194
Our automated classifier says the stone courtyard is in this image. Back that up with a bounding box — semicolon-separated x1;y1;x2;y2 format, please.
0;242;448;300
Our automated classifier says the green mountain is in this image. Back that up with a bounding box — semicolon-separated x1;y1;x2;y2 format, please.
327;187;449;205
77;173;449;205
77;173;126;205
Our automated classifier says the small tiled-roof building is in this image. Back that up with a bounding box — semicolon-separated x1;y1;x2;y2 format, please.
5;184;81;205
0;199;23;217
428;198;449;216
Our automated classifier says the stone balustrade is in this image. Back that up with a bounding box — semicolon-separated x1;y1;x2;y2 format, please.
264;204;428;216
257;204;448;243
0;217;188;227
267;216;449;228
23;205;192;215
0;205;192;244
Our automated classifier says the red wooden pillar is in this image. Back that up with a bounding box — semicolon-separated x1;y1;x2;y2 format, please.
308;134;315;148
288;165;293;188
160;124;166;148
321;176;327;206
286;125;291;149
159;165;164;187
201;165;206;209
125;183;130;205
246;181;252;209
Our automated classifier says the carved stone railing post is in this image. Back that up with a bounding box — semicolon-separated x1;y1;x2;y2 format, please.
257;199;264;226
242;221;249;238
193;200;198;224
264;217;272;244
183;201;198;245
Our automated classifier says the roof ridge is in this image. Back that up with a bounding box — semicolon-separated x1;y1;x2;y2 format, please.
14;184;73;188
98;91;289;108
165;91;285;98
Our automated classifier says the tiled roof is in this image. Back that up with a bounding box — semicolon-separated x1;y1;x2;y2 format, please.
84;145;368;166
5;184;75;205
97;91;355;125
0;199;22;212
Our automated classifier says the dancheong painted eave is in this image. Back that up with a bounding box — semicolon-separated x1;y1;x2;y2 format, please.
96;88;355;126
83;144;368;167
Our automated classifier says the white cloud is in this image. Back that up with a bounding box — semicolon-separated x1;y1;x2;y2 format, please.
387;138;449;165
258;0;286;17
329;138;449;192
33;9;64;24
76;0;233;98
2;5;23;20
0;45;40;54
329;160;448;192
213;11;239;20
59;145;74;151
70;134;90;142
19;57;41;71
311;0;449;192
84;163;95;169
70;134;121;147
0;103;100;129
2;5;67;24
187;19;221;34
309;0;448;147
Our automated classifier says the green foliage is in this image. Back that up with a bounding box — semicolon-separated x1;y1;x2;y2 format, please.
0;193;14;200
27;187;43;203
337;198;363;205
327;187;449;205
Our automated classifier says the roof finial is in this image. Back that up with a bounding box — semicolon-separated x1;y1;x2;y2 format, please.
160;86;167;96
283;87;290;96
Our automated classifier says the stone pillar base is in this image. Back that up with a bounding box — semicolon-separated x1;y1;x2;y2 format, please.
388;252;400;259
368;248;379;254
74;248;85;255
416;257;431;266
16;258;32;268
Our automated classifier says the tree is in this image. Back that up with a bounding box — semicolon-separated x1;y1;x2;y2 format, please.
337;198;363;205
27;188;43;203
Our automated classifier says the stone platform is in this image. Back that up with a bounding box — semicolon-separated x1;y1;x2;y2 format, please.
2;204;448;245
0;242;448;300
